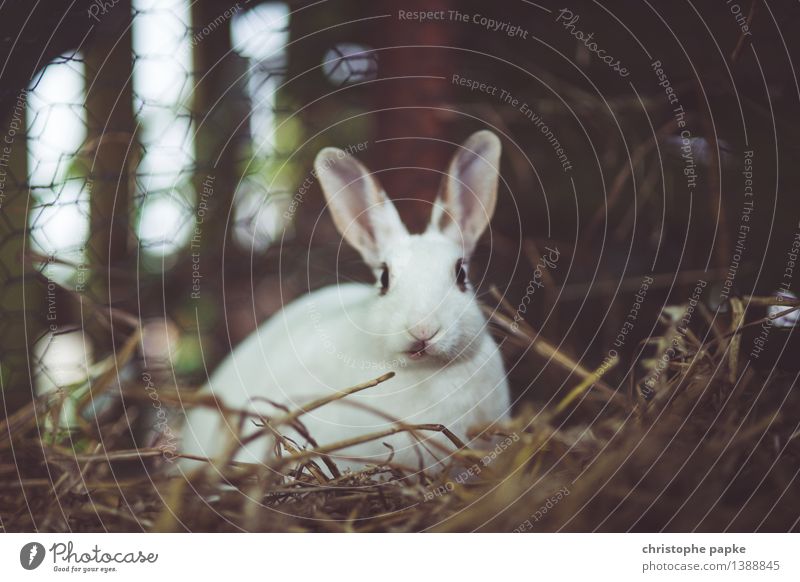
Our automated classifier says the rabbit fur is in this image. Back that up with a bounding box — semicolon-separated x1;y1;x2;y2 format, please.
180;130;511;474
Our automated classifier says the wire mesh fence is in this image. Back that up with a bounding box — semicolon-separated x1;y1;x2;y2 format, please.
1;1;297;411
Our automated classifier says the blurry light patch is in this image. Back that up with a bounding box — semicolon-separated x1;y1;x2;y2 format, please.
132;0;192;106
27;54;89;285
137;193;194;258
133;0;195;261
29;181;91;285
230;1;291;245
664;136;732;166
133;0;191;60
141;317;181;368
27;55;86;187
233;180;291;253
34;330;93;429
322;43;378;86
232;2;289;156
136;113;194;193
133;56;192;105
231;2;289;60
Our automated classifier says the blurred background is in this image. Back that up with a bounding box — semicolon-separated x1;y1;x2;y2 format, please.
1;0;799;462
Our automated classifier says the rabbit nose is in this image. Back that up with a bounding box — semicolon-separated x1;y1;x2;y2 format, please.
408;326;441;343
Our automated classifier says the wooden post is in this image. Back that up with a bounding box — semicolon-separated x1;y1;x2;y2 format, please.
370;0;456;231
83;0;136;342
0;92;44;417
191;0;247;259
190;0;248;360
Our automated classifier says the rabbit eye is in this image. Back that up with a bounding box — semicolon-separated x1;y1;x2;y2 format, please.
380;263;390;295
455;259;467;292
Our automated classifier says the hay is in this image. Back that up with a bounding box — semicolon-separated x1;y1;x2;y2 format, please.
1;293;798;532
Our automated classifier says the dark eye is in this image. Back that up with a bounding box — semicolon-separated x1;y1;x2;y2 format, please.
455;259;467;291
380;263;390;295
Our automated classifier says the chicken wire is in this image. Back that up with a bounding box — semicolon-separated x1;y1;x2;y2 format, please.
0;0;305;414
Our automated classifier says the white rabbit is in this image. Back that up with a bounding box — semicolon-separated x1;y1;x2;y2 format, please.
181;130;510;473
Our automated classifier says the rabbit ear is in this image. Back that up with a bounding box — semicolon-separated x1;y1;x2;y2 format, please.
315;148;408;267
429;130;501;256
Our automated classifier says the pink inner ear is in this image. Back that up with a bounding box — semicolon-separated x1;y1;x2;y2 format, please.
341;190;376;243
436;133;500;254
445;152;485;237
328;159;383;243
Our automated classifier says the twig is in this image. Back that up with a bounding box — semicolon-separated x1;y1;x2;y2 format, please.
269;372;396;427
731;0;760;63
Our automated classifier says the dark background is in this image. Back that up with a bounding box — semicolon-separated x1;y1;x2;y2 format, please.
1;0;798;416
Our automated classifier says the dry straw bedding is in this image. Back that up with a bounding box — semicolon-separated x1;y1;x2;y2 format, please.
1;294;798;532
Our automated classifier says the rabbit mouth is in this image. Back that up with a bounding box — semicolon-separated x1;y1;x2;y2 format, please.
405;339;450;361
405;339;431;359
406;346;428;360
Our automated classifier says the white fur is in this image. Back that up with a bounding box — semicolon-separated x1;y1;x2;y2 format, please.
181;131;510;473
